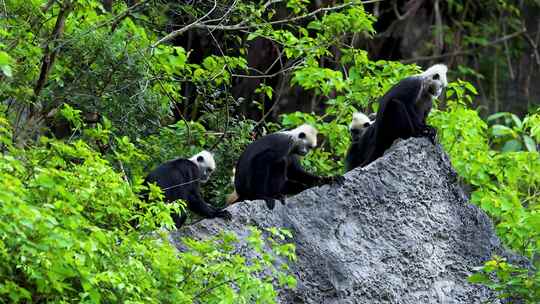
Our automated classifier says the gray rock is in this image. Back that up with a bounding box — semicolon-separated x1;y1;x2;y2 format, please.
170;138;518;304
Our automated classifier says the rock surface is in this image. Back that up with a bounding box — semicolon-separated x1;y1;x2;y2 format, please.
170;138;516;304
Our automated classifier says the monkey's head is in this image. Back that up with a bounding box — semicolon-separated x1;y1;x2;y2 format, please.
189;150;216;183
349;112;372;142
285;124;318;156
418;63;448;99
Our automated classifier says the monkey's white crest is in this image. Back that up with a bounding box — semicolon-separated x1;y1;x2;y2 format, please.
417;63;448;98
190;150;216;170
190;150;216;182
350;112;372;130
282;124;318;155
419;63;448;87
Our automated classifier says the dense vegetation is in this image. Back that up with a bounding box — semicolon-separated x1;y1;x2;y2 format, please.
0;0;539;302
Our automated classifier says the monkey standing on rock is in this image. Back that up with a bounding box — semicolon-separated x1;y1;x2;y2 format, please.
345;64;448;171
142;150;231;229
227;124;345;209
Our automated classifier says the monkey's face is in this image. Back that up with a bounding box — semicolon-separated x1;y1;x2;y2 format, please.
350;126;368;142
417;64;448;99
349;112;372;142
423;74;445;99
295;131;317;156
192;152;216;183
285;124;318;156
197;162;214;183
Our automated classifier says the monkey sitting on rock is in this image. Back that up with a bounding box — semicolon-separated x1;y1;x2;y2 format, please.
345;64;448;171
227;124;345;209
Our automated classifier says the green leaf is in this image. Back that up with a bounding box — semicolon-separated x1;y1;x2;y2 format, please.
469;272;489;284
464;82;478;95
510;114;523;129
0;51;13;77
522;135;537;152
501;139;523;152
487;112;508;122
491;124;514;137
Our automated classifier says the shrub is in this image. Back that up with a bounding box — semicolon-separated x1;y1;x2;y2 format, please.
0;115;295;303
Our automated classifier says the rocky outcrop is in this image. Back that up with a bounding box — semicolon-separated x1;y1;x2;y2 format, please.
170;138;519;303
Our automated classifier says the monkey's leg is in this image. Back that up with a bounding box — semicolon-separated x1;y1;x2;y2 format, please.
261;161;287;210
421;125;438;144
264;198;276;210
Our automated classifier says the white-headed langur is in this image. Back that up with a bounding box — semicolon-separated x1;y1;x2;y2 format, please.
227;124;345;209
345;112;374;171
143;150;231;228
345;64;448;172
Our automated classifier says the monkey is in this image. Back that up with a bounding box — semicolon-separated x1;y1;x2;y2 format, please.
349;112;373;143
345;112;374;171
143;150;231;228
345;64;448;171
227;124;345;209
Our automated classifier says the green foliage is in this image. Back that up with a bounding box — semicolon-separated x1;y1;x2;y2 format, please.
0;0;248;139
0;49;14;77
469;256;540;300
2;0;539;301
430;83;540;303
282;59;418;174
0;114;295;303
134;118;255;208
487;112;539;152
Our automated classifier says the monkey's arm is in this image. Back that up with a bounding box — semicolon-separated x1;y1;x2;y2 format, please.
187;189;231;220
282;180;309;195
287;157;344;188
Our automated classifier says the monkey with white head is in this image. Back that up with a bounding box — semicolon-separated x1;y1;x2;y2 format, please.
227;124;344;209
345;63;448;171
345;112;374;171
143;150;231;228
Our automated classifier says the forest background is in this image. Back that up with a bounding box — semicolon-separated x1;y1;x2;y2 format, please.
0;0;539;303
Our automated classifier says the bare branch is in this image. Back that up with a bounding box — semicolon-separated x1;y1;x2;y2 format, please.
502;24;515;79
34;1;73;104
393;0;422;21
40;0;56;12
231;60;302;79
152;0;218;48
110;0;150;31
434;0;443;55
401;29;526;63
523;30;540;66
266;0;383;26
152;0;383;46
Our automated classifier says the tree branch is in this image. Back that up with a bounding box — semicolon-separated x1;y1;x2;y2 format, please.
110;0;150;32
266;0;383;26
401;29;526;63
152;0;383;47
523;30;540;66
33;1;73;105
152;0;218;48
52;0;151;53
